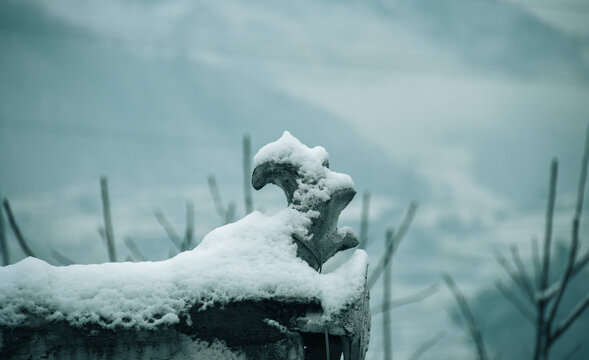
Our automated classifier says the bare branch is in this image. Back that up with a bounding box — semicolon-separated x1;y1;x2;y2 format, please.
545;122;589;346
510;244;536;302
531;236;541;288
533;160;558;360
546;236;579;330
97;226;106;244
389;201;418;253
541;160;558;292
383;229;393;360
367;202;418;289
443;273;489;360
407;331;445;360
495;251;534;303
51;249;74;266
207;174;226;220
495;280;535;326
550;293;589;344
367;236;394;291
572;249;589;277
572;122;589;240
546;126;589;343
547;125;589;345
183;200;195;251
358;192;370;250
100;177;117;262
537;124;588;359
225;201;236;224
535;281;560;303
243;134;253;215
568;125;589;279
0;194;9;265
154;210;182;251
3;199;35;258
561;343;582;360
371;284;439;316
123;237;146;262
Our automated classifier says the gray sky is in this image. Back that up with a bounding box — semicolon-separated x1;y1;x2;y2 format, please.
1;0;589;358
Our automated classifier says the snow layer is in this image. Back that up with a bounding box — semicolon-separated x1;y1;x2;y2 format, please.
0;209;367;330
182;339;246;360
253;131;354;211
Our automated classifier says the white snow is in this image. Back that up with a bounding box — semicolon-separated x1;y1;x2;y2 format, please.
0;208;367;329
253;131;354;212
0;132;366;332
182;339;246;360
254;131;330;169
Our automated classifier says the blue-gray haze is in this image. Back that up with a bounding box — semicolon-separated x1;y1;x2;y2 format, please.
1;0;588;358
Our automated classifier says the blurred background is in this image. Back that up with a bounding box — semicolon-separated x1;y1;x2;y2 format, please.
1;0;589;358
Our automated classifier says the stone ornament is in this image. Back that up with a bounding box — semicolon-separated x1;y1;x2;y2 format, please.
252;131;359;271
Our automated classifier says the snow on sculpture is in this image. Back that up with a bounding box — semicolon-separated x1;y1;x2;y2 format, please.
0;132;370;360
253;131;359;270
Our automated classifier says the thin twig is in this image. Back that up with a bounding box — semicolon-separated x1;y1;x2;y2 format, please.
123;237;146;262
383;229;393;360
407;331;445;360
541;160;558;291
391;201;418;251
100;177;117;262
358;192;370;250
367;235;393;290
510;244;536;302
207;174;227;221
3;199;35;257
51;249;74;266
546;124;589;351
243;134;253;215
531;236;541;288
371;284;439;316
561;343;582;360
534;160;558;360
443;273;489;360
550;293;589;344
367;202;418;289
546;126;589;347
546;226;579;332
572;122;589;239
184;200;195;251
494;280;535;325
154;210;183;251
97;226;106;244
225;201;236;224
495;252;534;303
0;195;9;265
572;249;589;277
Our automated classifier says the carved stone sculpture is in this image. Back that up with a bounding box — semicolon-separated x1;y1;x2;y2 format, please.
0;132;370;359
252;131;359;271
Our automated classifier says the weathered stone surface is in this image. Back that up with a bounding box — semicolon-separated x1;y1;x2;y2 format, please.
252;157;358;271
0;300;311;359
0;295;368;359
297;286;371;360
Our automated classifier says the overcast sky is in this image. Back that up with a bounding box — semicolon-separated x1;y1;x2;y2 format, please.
1;0;589;358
